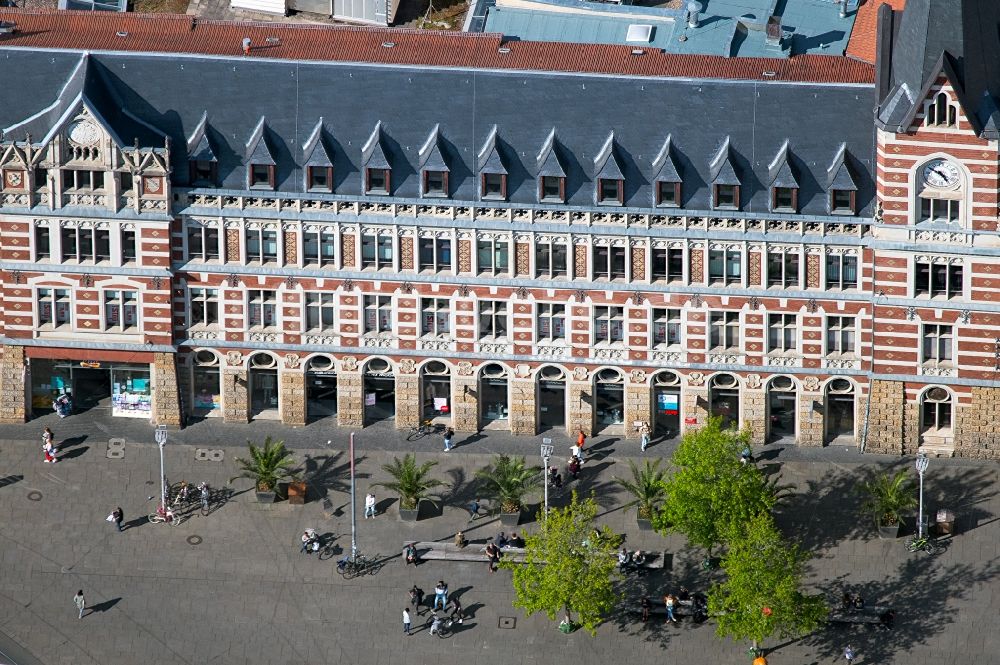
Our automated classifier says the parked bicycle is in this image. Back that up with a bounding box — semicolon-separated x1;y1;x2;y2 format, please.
407;419;440;441
905;535;946;555
337;551;381;578
148;505;184;526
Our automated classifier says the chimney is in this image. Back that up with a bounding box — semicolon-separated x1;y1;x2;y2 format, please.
686;1;702;29
0;21;16;35
765;16;781;46
242;37;251;56
839;0;847;19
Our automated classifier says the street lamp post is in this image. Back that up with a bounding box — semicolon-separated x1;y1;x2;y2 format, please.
541;439;553;519
154;425;168;512
916;451;929;539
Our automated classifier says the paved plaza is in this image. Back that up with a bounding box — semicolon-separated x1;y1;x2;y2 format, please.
0;412;998;665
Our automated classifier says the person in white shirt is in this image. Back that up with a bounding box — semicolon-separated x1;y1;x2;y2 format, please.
364;492;377;518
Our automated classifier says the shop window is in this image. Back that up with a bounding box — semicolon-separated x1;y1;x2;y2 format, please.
592;245;626;280
186;225;220;261
303;228;337;267
915;261;963;299
418;237;452;273
245;228;278;264
364;295;392;334
361;234;394;270
37;288;72;329
593;306;624;345
478;300;509;340
104;290;139;332
305;293;337;333
535;242;568;279
709;311;740;351
825;255;858;289
189;288;219;327
421;298;450;336
477;239;509;276
247;290;277;329
536;303;565;342
652;308;682;348
767;250;800;288
192;351;222;412
651;247;684;283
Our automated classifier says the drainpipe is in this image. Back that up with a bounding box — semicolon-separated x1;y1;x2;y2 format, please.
859;289;885;454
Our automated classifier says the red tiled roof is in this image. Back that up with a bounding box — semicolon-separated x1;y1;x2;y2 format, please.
0;9;875;84
846;0;906;64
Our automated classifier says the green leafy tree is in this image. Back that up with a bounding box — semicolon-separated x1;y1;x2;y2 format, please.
375;454;447;510
656;418;776;555
231;436;298;492
708;513;827;654
503;492;619;635
475;454;542;514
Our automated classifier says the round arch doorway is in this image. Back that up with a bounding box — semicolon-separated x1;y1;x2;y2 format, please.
537;365;567;432
708;373;740;430
594;368;626;434
652;370;681;437
363;358;395;425
421;361;452;423
248;353;280;419
479;363;509;430
766;376;797;442
824;378;855;443
306;355;337;422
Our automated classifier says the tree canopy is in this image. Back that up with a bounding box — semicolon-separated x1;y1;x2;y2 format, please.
503;492;619;635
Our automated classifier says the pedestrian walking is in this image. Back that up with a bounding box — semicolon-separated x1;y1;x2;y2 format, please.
409;585;425;614
449;597;463;624
42;439;57;464
73;590;86;619
466;498;481;521
364;492;377;518
42;427;54;451
568;456;581;481
485;541;501;573
443;427;454;452
844;645;856;663
664;594;677;623
640;596;651;622
402;608;411;635
639;423;650;452
112;507;123;532
576;429;587;461
433;581;448;610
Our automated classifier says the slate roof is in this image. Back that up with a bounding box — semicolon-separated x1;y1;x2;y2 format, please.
0;36;876;217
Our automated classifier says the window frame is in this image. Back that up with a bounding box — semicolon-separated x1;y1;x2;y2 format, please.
103;289;139;333
476;238;510;276
830;189;855;215
248;163;275;190
651;247;685;283
302;228;337;268
655;180;681;208
244;228;279;265
360;233;394;270
536;303;566;343
918;196;961;224
824;315;856;357
534;241;568;279
592;305;625;345
592;244;627;281
708;311;740;351
825;254;858;290
186;224;220;262
420;298;451;337
307;166;334;193
771;186;798;213
713;183;739;209
422;170;449;198
365;167;391;195
766;249;800;288
651;308;682;348
60;226;111;263
539;175;565;203
417;237;453;273
304;292;338;333
707;247;743;286
914;261;963;299
920;323;954;367
478;300;509;341
766;313;798;355
34;223;51;261
188;288;219;328
246;289;278;330
36;287;72;330
481;172;507;200
363;295;393;334
596;177;623;205
188;160;217;187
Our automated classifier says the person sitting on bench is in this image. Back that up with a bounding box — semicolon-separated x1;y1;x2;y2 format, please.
404;543;419;565
508;531;525;548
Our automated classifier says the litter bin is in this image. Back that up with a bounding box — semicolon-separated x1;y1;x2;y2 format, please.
935;509;955;535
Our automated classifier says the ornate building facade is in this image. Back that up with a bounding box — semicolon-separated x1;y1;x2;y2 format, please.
0;3;998;456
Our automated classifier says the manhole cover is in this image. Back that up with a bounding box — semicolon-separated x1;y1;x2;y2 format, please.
187;535;203;546
498;616;516;629
27;490;42;501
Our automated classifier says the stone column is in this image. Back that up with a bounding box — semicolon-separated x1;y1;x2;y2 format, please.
568;371;593;436
395;373;420;430
280;369;307;427
509;378;536;435
682;375;708;434
337;367;364;428
798;391;824;447
222;367;250;423
955;386;1000;459
451;365;479;433
863;379;904;455
623;373;651;440
152;352;182;427
0;345;27;424
742;385;766;445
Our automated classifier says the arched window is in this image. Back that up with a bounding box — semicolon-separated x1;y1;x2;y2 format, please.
920;386;953;436
926;92;957;128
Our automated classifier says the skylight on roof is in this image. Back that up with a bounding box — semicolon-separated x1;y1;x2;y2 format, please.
625;24;653;44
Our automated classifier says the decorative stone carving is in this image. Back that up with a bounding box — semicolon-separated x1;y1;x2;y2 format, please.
593;348;625;360
629;369;647;384
515;363;531;379
803;376;820;392
456;361;475;376
651;351;682;362
227;273;241;287
572;366;589;381
284;354;301;369
398;359;417;374
687;372;705;386
340;356;358;372
226;351;243;367
745;374;762;389
537;346;568;357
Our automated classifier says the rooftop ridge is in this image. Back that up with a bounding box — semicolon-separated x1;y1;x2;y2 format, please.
0;8;875;85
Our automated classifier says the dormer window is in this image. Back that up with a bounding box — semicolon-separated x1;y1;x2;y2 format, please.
366;168;390;195
249;164;274;189
714;184;739;209
597;178;623;205
62;169;104;191
772;186;797;212
307;166;333;193
423;170;448;197
189;160;216;186
656;181;681;207
540;175;565;203
926;92;957;128
831;189;855;214
482;172;506;200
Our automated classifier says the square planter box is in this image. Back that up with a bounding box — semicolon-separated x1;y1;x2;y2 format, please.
287;481;308;505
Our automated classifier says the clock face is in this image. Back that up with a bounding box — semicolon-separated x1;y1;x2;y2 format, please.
922;159;961;189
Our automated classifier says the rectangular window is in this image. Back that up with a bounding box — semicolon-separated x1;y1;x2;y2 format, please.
714;184;738;209
921;324;953;366
592;245;627;280
189;288;219;327
478;300;509;339
831;189;855;214
361;234;394;270
767;250;800;288
825;316;856;356
120;172;133;193
772;187;797;212
120;229;136;263
60;227;110;262
709;311;740;350
307;166;333;192
536;303;566;342
247;290;277;329
35;167;48;190
914;261;963;298
656;181;681;207
767;313;797;354
190;160;215;186
364;295;392;333
104;290;138;332
305;293;337;333
708;248;742;285
652;308;682;347
186;225;220;261
540;176;564;202
423;170;447;197
477;239;510;276
825;255;858;289
421;298;450;336
303;228;337;267
535;242;568;279
249;164;272;189
62;170;104;191
651;247;684;282
37;288;71;329
593;306;624;344
366;168;390;195
919;197;960;223
597;178;622;204
418;237;452;272
34;224;51;260
482;173;506;200
245;228;278;264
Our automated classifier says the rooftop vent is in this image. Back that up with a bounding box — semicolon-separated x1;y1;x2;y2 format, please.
687;1;702;29
765;16;781;46
625;24;653;43
762;70;777;77
0;21;16;35
381;41;395;48
115;31;128;38
498;46;511;53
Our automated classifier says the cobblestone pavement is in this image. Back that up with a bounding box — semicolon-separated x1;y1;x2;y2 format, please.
0;411;998;665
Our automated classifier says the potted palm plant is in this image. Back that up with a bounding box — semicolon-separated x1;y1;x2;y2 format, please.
231;436;298;503
859;469;916;539
375;454;446;521
475;454;542;526
613;459;667;531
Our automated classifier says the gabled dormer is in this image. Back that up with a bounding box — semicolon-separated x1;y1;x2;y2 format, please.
827;143;858;215
708;136;740;210
245;116;276;190
593;131;625;205
767;141;799;213
418;124;449;198
187;111;218;186
361;121;391;195
477;125;508;201
652;135;682;208
536;128;566;203
302;117;334;193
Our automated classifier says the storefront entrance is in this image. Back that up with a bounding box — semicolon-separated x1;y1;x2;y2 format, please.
421;361;452;423
306;356;338;422
537;366;566;431
825;379;855;443
479;363;509;429
653;371;681;437
30;358;152;418
594;368;625;434
709;373;740;430
363;358;395;425
248;353;280;419
766;376;797;442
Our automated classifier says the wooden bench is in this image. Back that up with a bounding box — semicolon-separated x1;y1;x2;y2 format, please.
622;551;669;570
828;605;892;625
404;541;529;564
634;597;706;620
